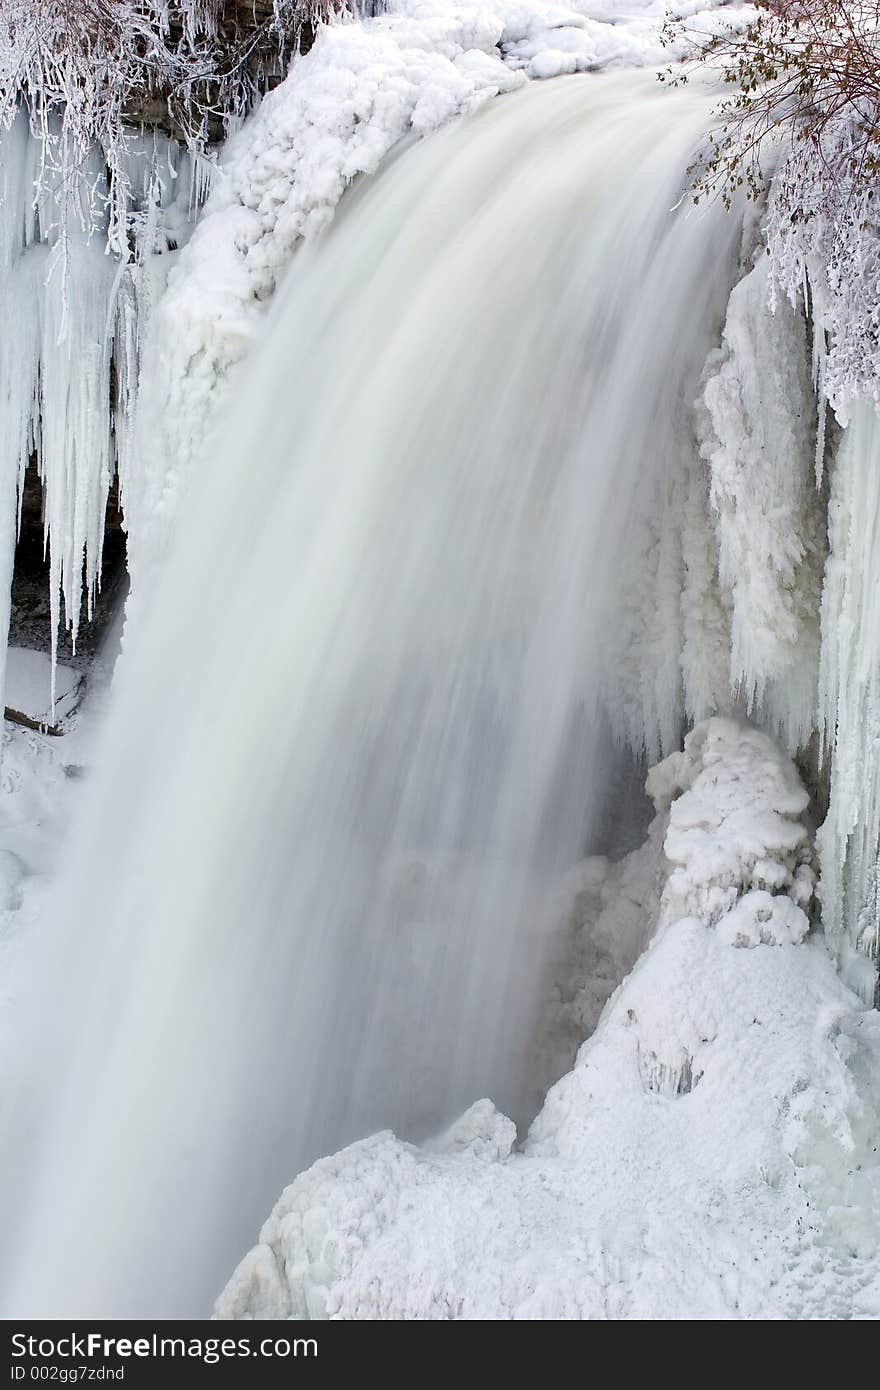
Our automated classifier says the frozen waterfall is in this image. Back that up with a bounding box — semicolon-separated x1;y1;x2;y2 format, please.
3;73;754;1316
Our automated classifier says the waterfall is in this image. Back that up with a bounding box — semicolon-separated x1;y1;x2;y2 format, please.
1;73;744;1317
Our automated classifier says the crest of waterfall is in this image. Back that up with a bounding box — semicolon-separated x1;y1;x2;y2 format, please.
2;73;749;1318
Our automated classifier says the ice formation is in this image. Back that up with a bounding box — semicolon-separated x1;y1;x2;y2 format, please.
1;69;752;1319
216;719;880;1320
697;252;825;750
0;110;204;709
818;403;880;996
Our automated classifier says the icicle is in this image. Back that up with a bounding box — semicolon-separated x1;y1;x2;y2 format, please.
0;106;209;725
812;318;829;486
0;114;41;718
817;402;880;996
0;115;119;714
33;177;118;707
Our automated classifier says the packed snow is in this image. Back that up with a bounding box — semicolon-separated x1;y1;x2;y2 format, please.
216;719;880;1320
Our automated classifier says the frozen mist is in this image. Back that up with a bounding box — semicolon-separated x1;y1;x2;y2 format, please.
1;74;745;1317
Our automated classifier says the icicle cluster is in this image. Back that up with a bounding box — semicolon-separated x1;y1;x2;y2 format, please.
0;2;343;249
697;253;825;751
761;118;880;987
595;222;826;764
0;113;204;706
817;403;880;998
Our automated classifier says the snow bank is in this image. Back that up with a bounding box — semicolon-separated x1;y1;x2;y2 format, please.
217;717;880;1321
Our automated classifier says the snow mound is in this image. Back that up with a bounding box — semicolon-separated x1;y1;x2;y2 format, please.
216;718;880;1320
653;718;814;929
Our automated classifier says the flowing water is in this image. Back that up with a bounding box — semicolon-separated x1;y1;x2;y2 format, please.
2;72;743;1316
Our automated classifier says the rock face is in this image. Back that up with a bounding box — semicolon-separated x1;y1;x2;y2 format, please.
123;2;332;141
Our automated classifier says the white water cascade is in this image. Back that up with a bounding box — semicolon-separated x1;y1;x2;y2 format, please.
1;74;746;1317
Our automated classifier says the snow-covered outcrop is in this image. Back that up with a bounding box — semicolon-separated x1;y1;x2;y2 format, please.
216;718;880;1321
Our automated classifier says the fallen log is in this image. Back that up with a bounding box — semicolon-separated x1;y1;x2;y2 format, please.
4;707;63;737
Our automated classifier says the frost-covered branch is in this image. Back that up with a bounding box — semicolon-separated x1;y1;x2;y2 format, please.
661;2;880;207
0;1;354;245
662;2;880;406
